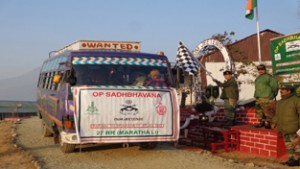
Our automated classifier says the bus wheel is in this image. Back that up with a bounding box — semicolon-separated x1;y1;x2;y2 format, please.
41;121;53;137
139;142;158;150
59;134;76;153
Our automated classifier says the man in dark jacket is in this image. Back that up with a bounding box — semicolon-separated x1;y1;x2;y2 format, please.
213;70;239;126
254;64;279;129
273;85;300;166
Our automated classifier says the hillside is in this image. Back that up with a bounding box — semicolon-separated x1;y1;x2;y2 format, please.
0;68;40;101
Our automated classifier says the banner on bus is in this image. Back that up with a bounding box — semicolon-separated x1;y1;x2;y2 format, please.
73;86;179;143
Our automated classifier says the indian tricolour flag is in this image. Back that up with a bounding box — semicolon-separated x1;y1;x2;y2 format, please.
245;0;257;20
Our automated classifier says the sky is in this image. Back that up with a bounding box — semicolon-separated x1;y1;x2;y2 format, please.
0;0;299;80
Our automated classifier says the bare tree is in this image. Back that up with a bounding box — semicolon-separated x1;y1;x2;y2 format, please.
209;31;257;84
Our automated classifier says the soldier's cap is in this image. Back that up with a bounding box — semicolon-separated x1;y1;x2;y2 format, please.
223;70;233;75
280;85;294;91
257;64;266;70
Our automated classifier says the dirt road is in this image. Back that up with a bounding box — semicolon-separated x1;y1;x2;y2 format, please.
14;117;287;169
0;120;36;169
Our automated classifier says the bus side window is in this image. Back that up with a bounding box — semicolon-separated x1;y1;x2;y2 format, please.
37;74;43;88
66;70;76;86
45;72;53;90
44;74;48;89
40;73;45;89
47;72;54;90
44;73;50;89
51;72;58;91
57;72;66;91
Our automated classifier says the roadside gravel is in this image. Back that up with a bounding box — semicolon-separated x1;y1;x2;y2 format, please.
16;117;272;169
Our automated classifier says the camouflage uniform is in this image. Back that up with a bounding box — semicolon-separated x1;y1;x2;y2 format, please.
224;99;237;121
254;73;278;123
255;98;274;122
215;77;239;123
273;92;300;160
283;134;300;159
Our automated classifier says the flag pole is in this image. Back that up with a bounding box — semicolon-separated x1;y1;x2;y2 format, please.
255;0;262;63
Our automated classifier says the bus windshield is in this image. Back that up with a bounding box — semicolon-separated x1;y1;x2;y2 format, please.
72;64;173;87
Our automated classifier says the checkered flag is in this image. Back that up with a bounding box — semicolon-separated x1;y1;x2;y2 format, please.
176;41;200;76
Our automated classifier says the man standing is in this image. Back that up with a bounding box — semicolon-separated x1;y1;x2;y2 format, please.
213;70;239;126
273;85;300;167
254;64;279;129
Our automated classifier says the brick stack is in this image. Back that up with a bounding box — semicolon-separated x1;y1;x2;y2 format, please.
231;125;288;160
179;106;289;160
214;106;259;125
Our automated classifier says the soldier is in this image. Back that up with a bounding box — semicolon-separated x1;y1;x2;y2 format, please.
273;85;300;166
213;70;239;126
253;64;279;129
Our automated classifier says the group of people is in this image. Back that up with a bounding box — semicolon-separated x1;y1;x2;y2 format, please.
213;64;300;166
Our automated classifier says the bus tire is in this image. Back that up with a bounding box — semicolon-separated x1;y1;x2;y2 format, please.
59;134;76;153
60;142;76;153
41;121;53;137
139;142;158;150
